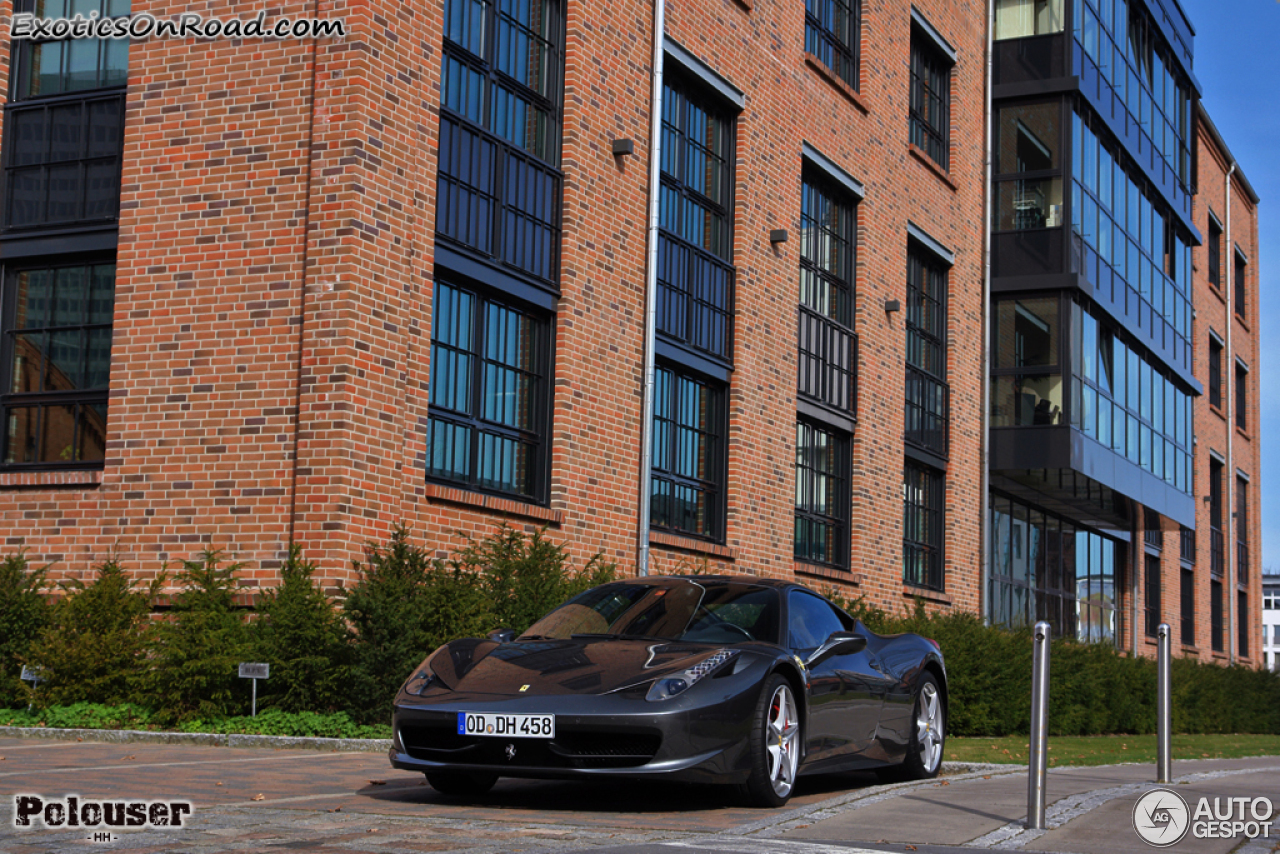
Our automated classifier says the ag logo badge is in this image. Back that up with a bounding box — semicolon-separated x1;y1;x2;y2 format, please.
1132;788;1190;847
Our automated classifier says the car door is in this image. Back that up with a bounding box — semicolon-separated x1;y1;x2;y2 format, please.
787;590;882;764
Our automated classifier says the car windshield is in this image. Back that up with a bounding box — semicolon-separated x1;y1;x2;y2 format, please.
519;580;781;644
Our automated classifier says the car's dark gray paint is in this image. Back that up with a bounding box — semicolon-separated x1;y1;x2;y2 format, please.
389;575;946;787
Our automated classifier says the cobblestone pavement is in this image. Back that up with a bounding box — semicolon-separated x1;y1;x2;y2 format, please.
1;736;1277;854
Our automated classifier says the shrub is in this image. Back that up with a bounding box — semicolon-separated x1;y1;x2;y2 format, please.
252;545;353;713
24;556;162;708
178;709;390;739
0;552;50;708
146;549;252;723
0;702;154;730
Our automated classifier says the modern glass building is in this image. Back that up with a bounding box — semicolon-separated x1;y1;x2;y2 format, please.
988;0;1202;644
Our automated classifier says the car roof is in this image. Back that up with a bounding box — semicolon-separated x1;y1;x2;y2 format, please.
614;574;801;591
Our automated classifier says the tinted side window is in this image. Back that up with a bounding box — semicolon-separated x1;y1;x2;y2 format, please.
787;590;847;650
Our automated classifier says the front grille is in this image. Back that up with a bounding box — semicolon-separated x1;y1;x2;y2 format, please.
400;722;661;769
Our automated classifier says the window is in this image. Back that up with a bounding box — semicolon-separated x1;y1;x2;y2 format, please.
798;175;857;413
1209;458;1224;577
1236;476;1249;584
1;263;113;466
651;364;724;540
1234;252;1247;321
1208;337;1222;410
806;0;860;91
1207;219;1221;289
990;297;1063;427
994;0;1064;39
909;31;951;170
437;0;562;284
994;102;1063;231
1238;592;1249;658
1234;362;1248;432
1144;554;1161;638
795;421;849;568
657;75;735;362
1210;578;1224;653
905;245;948;457
4;0;129;232
903;461;944;591
427;280;550;500
1179;567;1194;646
787;589;849;651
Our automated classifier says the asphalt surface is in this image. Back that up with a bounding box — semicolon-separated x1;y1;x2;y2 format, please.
0;734;1277;854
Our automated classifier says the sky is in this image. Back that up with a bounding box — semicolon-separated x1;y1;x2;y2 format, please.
1177;0;1278;574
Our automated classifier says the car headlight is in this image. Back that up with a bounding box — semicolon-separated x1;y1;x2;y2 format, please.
646;649;739;702
403;650;442;696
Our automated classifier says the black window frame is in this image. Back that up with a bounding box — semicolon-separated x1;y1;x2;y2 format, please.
425;276;553;503
905;242;949;459
1234;251;1247;322
650;361;727;542
903;459;945;591
1179;565;1194;647
1206;218;1221;289
1236;475;1248;585
1234;361;1248;432
656;70;737;365
0;259;115;470
909;29;951;171
794;418;850;569
1238;591;1249;658
1207;336;1222;410
798;171;858;416
1209;457;1224;578
436;0;565;288
805;0;861;92
1210;577;1224;653
1144;553;1162;638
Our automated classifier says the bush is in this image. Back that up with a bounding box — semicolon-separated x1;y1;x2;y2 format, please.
0;702;154;730
0;552;50;708
178;709;389;739
146;549;252;723
24;556;162;708
252;546;353;714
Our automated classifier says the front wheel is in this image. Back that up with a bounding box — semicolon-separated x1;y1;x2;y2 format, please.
898;674;944;780
424;771;499;797
739;674;802;807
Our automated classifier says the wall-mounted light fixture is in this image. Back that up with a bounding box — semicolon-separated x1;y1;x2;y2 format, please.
769;229;789;245
611;139;635;157
884;299;901;313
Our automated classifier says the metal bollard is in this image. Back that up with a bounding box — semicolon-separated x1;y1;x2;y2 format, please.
1027;621;1051;830
1157;623;1171;783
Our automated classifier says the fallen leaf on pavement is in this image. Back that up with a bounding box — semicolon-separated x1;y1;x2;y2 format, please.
215;782;222;786
251;794;265;801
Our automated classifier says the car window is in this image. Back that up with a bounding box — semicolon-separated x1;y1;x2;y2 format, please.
787;590;847;651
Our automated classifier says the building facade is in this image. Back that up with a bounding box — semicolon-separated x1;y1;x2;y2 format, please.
0;0;1262;666
1264;574;1279;672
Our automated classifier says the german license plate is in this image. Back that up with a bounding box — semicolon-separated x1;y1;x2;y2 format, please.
457;712;555;738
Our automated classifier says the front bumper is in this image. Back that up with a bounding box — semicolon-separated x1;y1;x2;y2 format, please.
389;668;767;785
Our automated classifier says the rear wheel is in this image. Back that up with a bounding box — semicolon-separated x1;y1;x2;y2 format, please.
740;674;802;807
889;674;944;781
424;771;499;797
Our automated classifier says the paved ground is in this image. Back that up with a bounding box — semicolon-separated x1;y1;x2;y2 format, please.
0;735;1277;854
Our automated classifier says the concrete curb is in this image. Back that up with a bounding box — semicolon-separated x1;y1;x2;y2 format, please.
0;725;391;753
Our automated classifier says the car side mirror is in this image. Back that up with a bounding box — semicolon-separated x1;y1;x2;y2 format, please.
805;631;867;667
487;627;517;643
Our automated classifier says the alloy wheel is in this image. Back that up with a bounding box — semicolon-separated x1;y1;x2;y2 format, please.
766;682;800;796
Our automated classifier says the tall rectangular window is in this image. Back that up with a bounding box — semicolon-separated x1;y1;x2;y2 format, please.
657;76;735;363
905;245;949;457
1179;566;1194;646
5;0;129;232
651;365;724;540
798;175;857;413
437;0;562;285
1;263;113;466
909;31;951;170
1234;252;1247;321
1209;458;1224;577
1144;554;1161;638
1234;362;1248;432
427;280;550;500
1238;592;1249;658
1206;219;1221;288
795;421;849;567
1236;476;1249;584
1208;337;1222;410
806;0;860;91
1210;579;1224;652
903;461;944;591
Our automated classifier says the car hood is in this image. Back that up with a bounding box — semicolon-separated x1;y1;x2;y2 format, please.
429;637;740;696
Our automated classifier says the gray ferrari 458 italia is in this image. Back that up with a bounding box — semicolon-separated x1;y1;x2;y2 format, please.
389;575;947;806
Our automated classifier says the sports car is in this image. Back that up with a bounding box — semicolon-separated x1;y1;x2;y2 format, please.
389;575;947;806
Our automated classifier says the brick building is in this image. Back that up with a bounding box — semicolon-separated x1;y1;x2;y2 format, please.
0;0;1262;664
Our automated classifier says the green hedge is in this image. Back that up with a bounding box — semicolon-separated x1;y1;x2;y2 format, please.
1;527;1276;738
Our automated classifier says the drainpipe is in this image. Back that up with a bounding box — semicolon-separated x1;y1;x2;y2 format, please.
636;0;666;576
979;0;994;623
1224;160;1236;663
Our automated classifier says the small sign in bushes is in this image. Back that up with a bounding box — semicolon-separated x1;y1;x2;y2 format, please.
238;663;269;716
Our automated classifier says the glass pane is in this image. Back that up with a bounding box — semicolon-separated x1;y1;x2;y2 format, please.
84;160;119;219
444;0;487;54
8;167;45;227
39;404;78;463
103;38;129;87
995;297;1058;368
998;102;1060;172
53;265;89;325
5;406;40;463
28;42;66;98
87;100;122;157
9;109;47;167
45;163;80;222
442;54;486;124
88;264;116;325
65;39;101;92
47;329;84;391
11;333;47;393
85;327;112;389
426;417;471;481
78;403;108;463
15;269;54;329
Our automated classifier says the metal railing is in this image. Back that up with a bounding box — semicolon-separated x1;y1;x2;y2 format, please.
905;365;949;458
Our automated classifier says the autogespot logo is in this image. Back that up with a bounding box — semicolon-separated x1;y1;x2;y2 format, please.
1132;788;1191;847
